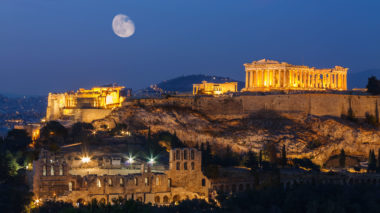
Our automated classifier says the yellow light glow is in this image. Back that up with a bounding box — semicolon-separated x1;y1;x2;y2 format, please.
81;156;91;163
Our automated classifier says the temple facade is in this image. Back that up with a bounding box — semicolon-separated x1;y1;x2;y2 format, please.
193;81;238;95
46;85;126;122
243;59;348;92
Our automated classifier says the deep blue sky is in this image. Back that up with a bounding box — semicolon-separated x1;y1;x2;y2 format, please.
1;0;379;96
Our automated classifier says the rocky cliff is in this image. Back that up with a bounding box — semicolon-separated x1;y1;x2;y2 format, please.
92;99;380;166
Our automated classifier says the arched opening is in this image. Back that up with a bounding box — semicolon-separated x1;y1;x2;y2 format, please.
163;196;169;204
108;178;113;186
59;165;63;176
97;179;102;187
184;162;188;170
156;177;160;185
50;166;54;176
232;184;236;192
76;198;85;207
68;181;73;191
120;178;124;186
191;150;195;160
184;150;188;160
154;196;160;204
172;195;180;203
99;198;106;204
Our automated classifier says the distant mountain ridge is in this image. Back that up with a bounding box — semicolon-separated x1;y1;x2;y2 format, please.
155;74;245;93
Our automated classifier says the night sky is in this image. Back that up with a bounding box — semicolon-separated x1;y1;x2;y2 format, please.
1;0;379;96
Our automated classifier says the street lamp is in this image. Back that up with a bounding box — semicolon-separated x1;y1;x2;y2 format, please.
81;156;91;163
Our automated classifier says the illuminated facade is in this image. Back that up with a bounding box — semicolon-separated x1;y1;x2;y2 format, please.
243;59;348;92
46;85;126;121
193;81;238;95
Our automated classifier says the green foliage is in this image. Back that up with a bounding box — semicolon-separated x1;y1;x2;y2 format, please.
368;149;377;172
366;76;380;95
292;158;320;171
70;122;94;141
243;151;258;171
365;113;378;126
4;129;31;153
263;142;278;165
377;148;380;173
39;121;68;151
32;185;380;213
281;145;287;167
0;129;33;212
339;149;346;168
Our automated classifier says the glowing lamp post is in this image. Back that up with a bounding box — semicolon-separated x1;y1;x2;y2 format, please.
128;157;135;164
148;158;155;166
81;156;91;163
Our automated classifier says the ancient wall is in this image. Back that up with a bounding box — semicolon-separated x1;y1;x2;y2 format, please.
132;94;380;120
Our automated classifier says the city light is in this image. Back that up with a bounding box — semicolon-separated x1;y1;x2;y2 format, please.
128;156;135;164
148;158;155;165
81;156;91;163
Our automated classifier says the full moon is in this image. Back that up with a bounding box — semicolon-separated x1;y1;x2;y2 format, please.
112;14;135;38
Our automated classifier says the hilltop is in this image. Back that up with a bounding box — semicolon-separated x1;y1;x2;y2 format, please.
135;75;244;97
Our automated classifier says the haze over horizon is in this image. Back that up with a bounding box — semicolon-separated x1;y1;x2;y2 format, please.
1;0;380;96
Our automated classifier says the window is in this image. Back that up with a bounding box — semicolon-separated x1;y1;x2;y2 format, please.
184;162;188;170
42;166;46;176
59;165;63;176
176;162;180;170
156;177;160;185
120;178;124;186
145;177;149;186
176;150;180;160
168;178;171;187
68;182;73;191
50;166;54;176
108;178;113;186
97;179;102;188
202;178;206;186
191;150;194;160
191;162;195;170
134;177;138;186
184;150;188;160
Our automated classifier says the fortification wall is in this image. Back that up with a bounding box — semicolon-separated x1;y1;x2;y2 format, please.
131;94;380;119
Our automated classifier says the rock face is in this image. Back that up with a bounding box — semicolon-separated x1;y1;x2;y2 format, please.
92;102;380;166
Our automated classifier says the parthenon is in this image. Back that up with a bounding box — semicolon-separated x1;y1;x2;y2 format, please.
242;59;348;91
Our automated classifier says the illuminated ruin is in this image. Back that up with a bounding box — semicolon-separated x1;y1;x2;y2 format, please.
46;85;126;122
193;81;238;95
243;59;348;92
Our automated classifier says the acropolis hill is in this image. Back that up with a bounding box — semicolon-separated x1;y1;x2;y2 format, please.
45;59;380;166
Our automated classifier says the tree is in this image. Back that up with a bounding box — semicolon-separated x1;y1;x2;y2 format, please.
339;149;346;168
366;76;380;95
281;145;287;167
4;129;31;153
245;151;258;171
259;150;263;168
70;122;94;142
377;148;380;173
264;142;278;165
368;149;376;172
